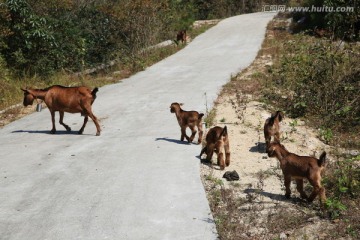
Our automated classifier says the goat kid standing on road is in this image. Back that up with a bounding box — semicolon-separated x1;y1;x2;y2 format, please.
266;142;327;205
22;85;101;136
200;126;230;170
176;30;187;45
170;102;204;144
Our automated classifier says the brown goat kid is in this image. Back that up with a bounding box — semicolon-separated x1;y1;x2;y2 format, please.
21;85;101;136
200;126;230;170
170;102;204;144
176;30;187;44
267;142;327;204
264;111;284;147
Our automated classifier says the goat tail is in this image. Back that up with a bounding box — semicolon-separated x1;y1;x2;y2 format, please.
218;126;227;140
318;151;327;167
198;113;204;120
92;87;99;99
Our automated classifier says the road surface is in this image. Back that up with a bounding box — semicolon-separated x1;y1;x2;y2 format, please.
0;12;274;240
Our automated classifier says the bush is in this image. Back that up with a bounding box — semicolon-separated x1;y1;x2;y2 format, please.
0;0;198;77
291;0;360;41
267;34;360;131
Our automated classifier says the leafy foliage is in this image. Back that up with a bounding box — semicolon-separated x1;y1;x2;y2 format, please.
291;0;360;40
267;34;360;131
0;0;195;76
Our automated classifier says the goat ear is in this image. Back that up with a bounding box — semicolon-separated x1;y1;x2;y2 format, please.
179;103;184;106
278;111;284;122
20;88;28;93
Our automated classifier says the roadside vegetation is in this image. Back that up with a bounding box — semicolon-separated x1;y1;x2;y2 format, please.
204;2;360;238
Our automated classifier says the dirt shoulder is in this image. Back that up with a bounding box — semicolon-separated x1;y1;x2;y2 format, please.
199;17;352;239
201;95;335;239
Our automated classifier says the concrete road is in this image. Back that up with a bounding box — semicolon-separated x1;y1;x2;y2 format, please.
0;12;274;240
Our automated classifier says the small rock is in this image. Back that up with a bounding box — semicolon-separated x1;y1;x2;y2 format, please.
279;232;287;239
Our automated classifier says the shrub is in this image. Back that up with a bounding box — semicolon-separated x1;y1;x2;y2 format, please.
267;34;360;131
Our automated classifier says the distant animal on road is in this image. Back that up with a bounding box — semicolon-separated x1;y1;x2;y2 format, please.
170;102;204;144
21;85;101;136
200;126;230;170
176;30;187;44
266;142;327;204
264;110;284;148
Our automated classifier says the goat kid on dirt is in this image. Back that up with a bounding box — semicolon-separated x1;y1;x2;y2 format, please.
200;126;230;170
264;110;284;148
22;85;101;136
170;102;204;144
266;142;327;204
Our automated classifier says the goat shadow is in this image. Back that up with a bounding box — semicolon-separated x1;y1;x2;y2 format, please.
244;188;307;204
249;142;267;153
12;129;92;136
155;137;196;145
195;155;224;170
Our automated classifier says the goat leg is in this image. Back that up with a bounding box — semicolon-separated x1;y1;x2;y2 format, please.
206;144;215;163
295;179;308;200
217;153;225;170
90;114;101;136
59;111;71;132
319;187;326;205
225;144;230;167
197;130;203;144
79;116;88;134
308;182;323;203
85;107;101;136
181;127;190;142
284;175;291;199
50;111;56;134
216;141;225;170
200;146;207;158
189;126;197;143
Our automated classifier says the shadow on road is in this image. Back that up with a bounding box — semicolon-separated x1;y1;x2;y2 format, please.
195;155;224;170
12;129;90;135
155;137;192;145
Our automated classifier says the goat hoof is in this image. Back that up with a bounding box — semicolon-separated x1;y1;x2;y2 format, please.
96;132;100;136
50;130;56;134
78;131;83;135
300;195;308;200
285;194;291;199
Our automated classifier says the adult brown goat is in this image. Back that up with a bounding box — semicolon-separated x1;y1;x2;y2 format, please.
170;102;204;144
21;85;101;136
200;126;230;170
264;111;284;148
266;142;327;204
